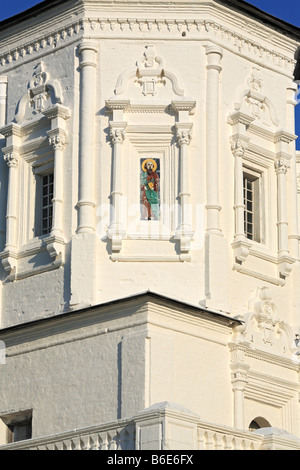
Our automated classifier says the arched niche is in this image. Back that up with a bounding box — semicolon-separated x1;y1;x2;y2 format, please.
249;417;271;432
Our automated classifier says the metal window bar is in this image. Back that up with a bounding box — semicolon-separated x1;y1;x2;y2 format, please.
243;173;261;243
41;174;54;235
243;175;254;240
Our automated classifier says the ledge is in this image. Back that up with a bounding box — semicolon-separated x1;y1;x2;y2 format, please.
233;263;285;286
7;258;64;282
0;289;241;335
110;254;191;262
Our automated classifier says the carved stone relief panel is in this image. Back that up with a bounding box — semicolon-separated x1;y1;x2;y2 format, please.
232;287;298;359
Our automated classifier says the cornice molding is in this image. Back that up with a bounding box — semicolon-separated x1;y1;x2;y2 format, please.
0;15;296;78
1;0;299;41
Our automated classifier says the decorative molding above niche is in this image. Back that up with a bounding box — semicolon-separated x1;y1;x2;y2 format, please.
106;45;196;258
14;61;63;124
115;44;185;98
234;67;279;128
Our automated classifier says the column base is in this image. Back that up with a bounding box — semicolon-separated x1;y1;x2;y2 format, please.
174;226;194;253
107;225;126;252
44;234;65;262
0;249;18;275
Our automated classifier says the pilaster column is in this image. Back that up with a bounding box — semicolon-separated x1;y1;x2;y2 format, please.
171;100;196;254
107;124;127;251
286;82;299;259
174;124;194;252
232;140;247;239
274;130;296;278
77;41;98;234
48;132;66;237
43;104;70;260
275;158;290;257
0;78;8;251
4;152;19;251
0;123;22;275
230;139;251;263
105;99;130;252
205;45;223;235
231;363;249;430
0;77;8;127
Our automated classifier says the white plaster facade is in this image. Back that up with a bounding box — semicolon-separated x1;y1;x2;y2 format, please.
0;0;299;450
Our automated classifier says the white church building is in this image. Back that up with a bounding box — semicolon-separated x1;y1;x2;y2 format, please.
0;0;300;450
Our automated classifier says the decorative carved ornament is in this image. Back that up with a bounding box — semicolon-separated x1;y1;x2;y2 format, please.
114;44;185;97
231;287;299;361
234;67;279;127
176;128;192;146
4;152;19;168
14;62;63;123
110;128;126;145
274;158;290;175
231;139;247;158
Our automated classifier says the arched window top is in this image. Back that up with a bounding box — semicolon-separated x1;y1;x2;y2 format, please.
249;417;271;432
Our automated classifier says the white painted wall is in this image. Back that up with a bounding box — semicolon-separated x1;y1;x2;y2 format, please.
0;0;299;444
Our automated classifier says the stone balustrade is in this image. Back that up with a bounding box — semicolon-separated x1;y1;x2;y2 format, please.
1;404;299;451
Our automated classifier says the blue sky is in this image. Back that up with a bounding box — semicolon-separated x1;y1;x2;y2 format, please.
0;0;299;147
0;0;299;25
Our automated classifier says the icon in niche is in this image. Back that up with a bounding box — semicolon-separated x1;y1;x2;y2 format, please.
140;158;160;220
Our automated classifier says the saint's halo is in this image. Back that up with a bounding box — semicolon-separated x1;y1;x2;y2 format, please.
142;158;158;172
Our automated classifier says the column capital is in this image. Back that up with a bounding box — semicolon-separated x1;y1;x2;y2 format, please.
205;44;223;56
48;131;67;150
4;152;19;168
230;363;250;391
78;41;98;68
175;123;193;146
205;45;223;71
110;125;126;145
77;41;99;54
231;139;247;158
274;158;290;175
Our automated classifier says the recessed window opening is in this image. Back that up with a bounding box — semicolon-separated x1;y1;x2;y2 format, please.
41;173;54;235
8;418;32;443
243;169;262;243
34;169;54;237
1;410;32;444
249;417;271;432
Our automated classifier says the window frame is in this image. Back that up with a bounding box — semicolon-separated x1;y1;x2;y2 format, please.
33;162;54;238
243;165;264;245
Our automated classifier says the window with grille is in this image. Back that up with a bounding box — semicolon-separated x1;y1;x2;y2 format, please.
41;174;54;235
243;171;261;243
35;172;54;237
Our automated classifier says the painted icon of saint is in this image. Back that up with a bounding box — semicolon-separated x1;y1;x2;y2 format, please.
140;158;160;220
